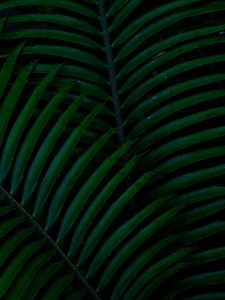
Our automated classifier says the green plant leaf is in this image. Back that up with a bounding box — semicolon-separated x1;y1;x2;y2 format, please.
1;1;225;298
0;65;60;182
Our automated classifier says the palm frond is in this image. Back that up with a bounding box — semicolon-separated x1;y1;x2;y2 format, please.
1;0;225;299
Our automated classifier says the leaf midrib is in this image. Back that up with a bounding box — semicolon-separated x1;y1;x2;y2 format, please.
97;0;125;145
0;186;101;300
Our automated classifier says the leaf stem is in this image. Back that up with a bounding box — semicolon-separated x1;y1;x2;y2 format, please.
97;0;125;145
0;186;101;300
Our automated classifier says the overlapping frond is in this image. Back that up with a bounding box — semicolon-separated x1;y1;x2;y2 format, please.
0;188;88;299
0;0;225;299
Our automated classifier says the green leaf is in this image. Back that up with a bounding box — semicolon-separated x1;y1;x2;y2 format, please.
86;195;171;280
115;3;225;62
125;54;225;108
22;96;83;205
0;61;36;145
165;271;225;299
148;146;225;185
173;186;225;207
46;129;114;231
34;63;108;84
41;274;74;300
94;206;181;290
137;263;186;300
136;107;225;152
181;222;225;246
0;228;34;269
183;293;225;300
129;89;225;135
0;65;60;183
22;261;64;299
1;1;225;298
68;154;139;256
0;43;24;98
0;240;44;296
0;0;98;19
23;45;105;68
78;172;151;266
121;37;225;93
34;103;102;218
7;13;99;34
0;217;25;239
0;205;15;216
119;24;225;78
11;83;74;193
0;29;102;50
190;247;225;265
151;164;225;199
113;0;202;46
107;0;129;17
110;0;142;31
6;251;54;300
141;125;225;167
111;235;176;300
172;199;225;229
126;72;225;112
57;140;133;242
123;248;192;300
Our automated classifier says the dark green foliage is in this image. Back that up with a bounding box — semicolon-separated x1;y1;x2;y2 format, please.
0;0;225;299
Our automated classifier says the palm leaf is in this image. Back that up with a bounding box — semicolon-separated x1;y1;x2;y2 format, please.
0;0;225;299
